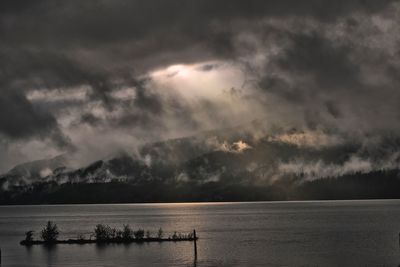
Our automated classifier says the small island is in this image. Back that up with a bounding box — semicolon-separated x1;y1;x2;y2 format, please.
20;221;198;246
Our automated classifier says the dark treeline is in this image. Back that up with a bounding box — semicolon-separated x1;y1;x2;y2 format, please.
2;169;400;204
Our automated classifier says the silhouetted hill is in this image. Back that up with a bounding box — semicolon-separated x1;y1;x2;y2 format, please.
2;126;400;204
294;169;400;200
1;169;400;204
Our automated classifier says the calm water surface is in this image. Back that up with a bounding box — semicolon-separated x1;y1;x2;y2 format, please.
0;200;400;267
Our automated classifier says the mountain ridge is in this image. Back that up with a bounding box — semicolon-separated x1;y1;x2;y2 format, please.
2;126;400;204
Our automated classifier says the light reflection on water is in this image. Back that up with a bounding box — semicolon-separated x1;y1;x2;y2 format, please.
1;200;400;266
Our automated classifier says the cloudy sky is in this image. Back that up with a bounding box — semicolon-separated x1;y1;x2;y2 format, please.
1;0;400;172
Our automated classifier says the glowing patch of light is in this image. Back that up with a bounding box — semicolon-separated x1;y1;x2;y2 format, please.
151;64;193;78
149;61;245;100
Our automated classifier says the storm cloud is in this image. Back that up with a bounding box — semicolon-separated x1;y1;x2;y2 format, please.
1;0;400;172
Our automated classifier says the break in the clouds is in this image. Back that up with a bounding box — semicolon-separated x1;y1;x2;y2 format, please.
1;0;400;172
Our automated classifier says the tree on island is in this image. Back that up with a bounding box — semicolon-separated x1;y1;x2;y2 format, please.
41;221;59;242
157;227;163;239
133;229;145;240
94;224;112;241
122;224;133;240
24;230;34;242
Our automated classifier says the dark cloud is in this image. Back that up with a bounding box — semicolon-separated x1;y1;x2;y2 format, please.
0;0;399;171
277;32;361;90
79;113;102;127
0;89;71;149
0;90;56;139
2;1;395;63
197;63;220;72
251;11;400;136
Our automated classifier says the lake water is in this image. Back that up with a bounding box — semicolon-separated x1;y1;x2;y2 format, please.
0;200;400;267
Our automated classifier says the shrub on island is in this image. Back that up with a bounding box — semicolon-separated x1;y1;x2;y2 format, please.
41;221;59;243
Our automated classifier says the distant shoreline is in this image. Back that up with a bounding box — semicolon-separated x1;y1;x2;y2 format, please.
2;198;400;207
3;169;400;205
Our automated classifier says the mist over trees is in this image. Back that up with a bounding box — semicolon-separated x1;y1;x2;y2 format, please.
1;169;400;204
